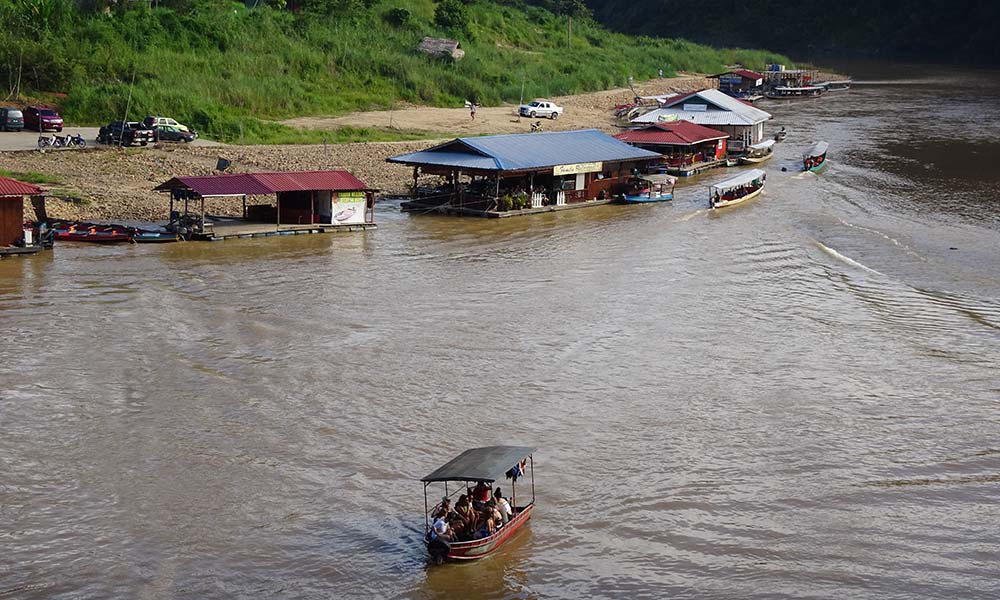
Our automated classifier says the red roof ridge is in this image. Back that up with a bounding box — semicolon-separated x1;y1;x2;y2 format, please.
0;175;44;197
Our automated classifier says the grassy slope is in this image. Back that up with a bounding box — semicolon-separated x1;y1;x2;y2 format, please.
4;0;792;143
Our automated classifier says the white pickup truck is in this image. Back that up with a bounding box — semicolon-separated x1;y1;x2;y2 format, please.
518;100;563;119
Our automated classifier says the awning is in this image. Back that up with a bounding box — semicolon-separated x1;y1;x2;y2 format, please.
804;141;829;158
421;446;535;483
154;170;371;197
710;168;766;191
639;174;677;185
748;139;775;151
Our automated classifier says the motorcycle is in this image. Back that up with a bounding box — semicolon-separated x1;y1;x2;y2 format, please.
54;133;87;148
37;135;54;149
530;121;543;133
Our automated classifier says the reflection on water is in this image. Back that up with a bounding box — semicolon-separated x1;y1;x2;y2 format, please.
2;65;999;599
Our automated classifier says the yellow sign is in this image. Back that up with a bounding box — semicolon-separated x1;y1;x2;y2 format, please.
553;162;603;176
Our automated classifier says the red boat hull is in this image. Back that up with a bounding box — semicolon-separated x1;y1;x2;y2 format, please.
430;503;534;561
54;231;131;243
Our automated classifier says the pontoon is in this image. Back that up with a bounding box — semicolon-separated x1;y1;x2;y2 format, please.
422;446;536;564
765;85;825;99
709;169;766;209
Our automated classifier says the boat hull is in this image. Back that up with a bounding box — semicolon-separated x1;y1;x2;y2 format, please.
711;186;763;209
738;154;772;165
621;192;673;204
54;232;131;243
804;156;827;172
133;232;180;243
429;503;534;562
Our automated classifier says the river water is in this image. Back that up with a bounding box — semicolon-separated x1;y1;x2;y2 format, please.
2;66;999;599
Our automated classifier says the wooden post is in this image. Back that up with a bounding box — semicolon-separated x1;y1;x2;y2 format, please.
200;196;205;233
310;190;315;225
412;167;419;198
276;193;280;227
242;195;246;218
169;193;174;224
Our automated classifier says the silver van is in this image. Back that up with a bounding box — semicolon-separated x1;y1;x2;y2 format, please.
0;108;24;132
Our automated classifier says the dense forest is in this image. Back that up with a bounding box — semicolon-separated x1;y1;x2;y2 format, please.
586;0;1000;66
0;0;789;143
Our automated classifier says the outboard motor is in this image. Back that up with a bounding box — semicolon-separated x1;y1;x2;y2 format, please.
425;533;450;565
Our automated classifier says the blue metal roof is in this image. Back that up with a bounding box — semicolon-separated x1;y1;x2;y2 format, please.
388;129;661;172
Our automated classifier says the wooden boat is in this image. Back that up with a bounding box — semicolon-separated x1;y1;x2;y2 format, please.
422;446;536;564
621;174;676;203
765;85;824;99
53;226;131;243
709;168;766;209
818;79;852;92
132;230;180;243
738;139;775;165
774;128;787;142
803;141;829;172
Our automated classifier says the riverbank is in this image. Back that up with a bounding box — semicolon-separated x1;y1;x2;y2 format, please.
2;75;717;222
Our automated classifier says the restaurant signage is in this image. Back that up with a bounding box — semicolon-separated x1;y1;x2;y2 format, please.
553;162;603;176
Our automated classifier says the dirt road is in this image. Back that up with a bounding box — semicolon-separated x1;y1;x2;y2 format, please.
0;128;221;152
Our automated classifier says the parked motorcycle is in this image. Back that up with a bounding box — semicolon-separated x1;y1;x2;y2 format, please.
54;133;87;148
530;121;543;133
37;135;54;149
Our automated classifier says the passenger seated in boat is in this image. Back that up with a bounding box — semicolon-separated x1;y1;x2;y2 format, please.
494;488;512;525
476;507;497;538
430;516;453;543
485;500;503;529
448;514;469;541
431;497;452;521
454;494;477;533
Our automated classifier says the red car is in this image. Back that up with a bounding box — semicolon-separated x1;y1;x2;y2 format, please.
24;106;63;132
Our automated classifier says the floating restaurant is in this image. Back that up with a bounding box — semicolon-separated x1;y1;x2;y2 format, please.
154;170;377;241
614;121;730;176
0;175;48;257
387;129;662;217
631;89;772;150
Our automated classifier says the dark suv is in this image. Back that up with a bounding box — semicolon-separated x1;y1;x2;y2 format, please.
0;107;24;131
97;121;155;146
23;106;63;132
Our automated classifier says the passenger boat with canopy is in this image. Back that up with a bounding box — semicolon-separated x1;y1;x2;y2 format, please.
803;141;828;172
738;139;775;165
422;446;536;564
709;169;766;209
621;174;677;203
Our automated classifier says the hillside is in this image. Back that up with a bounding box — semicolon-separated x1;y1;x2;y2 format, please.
587;0;1000;66
0;0;791;143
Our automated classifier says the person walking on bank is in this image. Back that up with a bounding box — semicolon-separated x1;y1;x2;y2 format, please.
470;102;478;121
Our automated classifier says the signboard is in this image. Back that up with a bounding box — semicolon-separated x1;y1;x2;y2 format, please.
332;191;367;225
720;75;742;85
553;161;602;176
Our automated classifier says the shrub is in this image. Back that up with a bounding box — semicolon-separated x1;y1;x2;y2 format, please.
381;7;410;26
434;0;467;31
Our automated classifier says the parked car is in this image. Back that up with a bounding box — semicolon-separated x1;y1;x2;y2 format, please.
155;124;195;143
97;121;155;146
23;106;63;131
142;116;197;139
518;100;563;119
0;107;24;131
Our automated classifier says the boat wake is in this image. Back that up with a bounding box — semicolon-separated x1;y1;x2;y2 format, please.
812;239;884;275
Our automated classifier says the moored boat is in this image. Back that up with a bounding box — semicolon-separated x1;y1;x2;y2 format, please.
53;223;132;243
621;174;677;203
818;79;852;92
765;85;824;99
774;127;787;142
422;446;536;564
132;230;180;243
709;169;766;209
803;141;829;172
738;139;775;165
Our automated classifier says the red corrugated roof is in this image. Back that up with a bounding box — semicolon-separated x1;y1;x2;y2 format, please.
154;170;369;196
0;175;43;198
710;69;765;80
614;121;729;146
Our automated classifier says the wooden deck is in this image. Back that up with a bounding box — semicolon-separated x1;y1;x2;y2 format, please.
0;245;45;257
666;159;729;177
400;198;614;218
192;218;376;241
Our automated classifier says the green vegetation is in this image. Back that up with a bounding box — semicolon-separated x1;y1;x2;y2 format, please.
0;169;62;184
1;0;792;144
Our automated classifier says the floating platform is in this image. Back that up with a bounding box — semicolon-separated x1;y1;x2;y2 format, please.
190;219;376;241
0;245;46;258
400;198;614;218
666;159;728;177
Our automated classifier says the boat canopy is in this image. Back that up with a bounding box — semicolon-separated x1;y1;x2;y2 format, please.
638;174;677;185
804;141;829;157
710;169;766;192
421;446;535;483
748;139;775;151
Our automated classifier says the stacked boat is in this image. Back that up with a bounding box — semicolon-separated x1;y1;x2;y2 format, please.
50;221;179;244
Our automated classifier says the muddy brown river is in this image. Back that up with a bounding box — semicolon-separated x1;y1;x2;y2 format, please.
2;64;999;599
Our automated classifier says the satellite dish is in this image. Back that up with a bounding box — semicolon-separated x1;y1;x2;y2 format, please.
216;158;231;172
